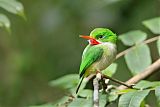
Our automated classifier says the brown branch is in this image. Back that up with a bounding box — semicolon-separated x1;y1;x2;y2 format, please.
116;36;160;59
118;58;160;90
85;74;95;82
102;74;133;89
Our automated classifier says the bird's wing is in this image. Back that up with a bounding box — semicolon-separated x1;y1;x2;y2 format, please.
79;45;103;78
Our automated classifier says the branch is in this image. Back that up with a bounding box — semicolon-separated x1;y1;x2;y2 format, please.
116;36;160;59
118;58;160;90
93;73;101;107
102;74;133;89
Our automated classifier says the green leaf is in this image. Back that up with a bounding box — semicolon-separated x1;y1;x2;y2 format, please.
118;90;150;107
134;80;160;89
157;38;160;56
0;14;10;31
155;86;160;107
53;96;71;107
0;0;25;18
68;98;92;107
143;17;160;34
125;44;151;75
102;63;117;77
100;93;107;107
108;89;119;102
78;89;92;98
119;30;147;46
117;89;135;95
49;74;79;89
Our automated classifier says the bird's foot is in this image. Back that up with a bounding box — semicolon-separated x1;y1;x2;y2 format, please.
96;71;102;80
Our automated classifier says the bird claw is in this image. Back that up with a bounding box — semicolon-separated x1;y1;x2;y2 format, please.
96;73;101;80
105;79;110;84
105;85;114;92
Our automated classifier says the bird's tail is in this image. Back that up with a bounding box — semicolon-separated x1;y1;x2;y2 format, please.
76;75;84;94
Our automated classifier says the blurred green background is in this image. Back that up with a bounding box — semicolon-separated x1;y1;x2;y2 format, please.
0;0;159;107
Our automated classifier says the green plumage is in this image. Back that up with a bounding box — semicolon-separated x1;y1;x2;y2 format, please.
79;45;103;78
76;28;117;94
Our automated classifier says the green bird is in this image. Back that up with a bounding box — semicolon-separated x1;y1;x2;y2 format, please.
76;28;117;94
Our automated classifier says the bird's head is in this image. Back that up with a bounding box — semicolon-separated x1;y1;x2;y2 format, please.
80;28;117;45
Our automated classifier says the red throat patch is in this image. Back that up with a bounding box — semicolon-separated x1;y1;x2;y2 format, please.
89;39;100;45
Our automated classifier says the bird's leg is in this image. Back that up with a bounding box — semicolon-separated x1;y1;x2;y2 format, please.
103;78;110;92
96;71;106;92
95;71;107;92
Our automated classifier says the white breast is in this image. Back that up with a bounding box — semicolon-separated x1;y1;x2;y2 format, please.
89;42;117;72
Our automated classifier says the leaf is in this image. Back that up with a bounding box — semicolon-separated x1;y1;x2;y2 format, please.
53;96;71;107
155;86;160;107
157;38;160;56
0;14;10;31
143;17;160;34
100;93;107;107
102;63;117;77
117;89;136;95
78;89;92;98
119;30;147;46
68;98;92;107
0;0;25;18
134;80;160;89
108;89;119;102
118;90;150;107
125;44;151;75
49;74;79;89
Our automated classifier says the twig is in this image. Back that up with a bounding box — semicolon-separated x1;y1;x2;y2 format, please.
93;73;101;107
93;78;99;107
85;74;95;82
118;58;160;90
102;74;133;89
116;36;160;59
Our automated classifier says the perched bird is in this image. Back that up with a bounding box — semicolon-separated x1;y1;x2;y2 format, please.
76;28;117;94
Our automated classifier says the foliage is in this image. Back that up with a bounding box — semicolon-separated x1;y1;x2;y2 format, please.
143;17;160;34
68;98;92;107
157;39;160;56
0;0;160;107
119;30;152;75
30;17;160;107
155;86;160;107
124;44;151;75
119;30;147;46
0;0;24;31
0;13;10;31
49;74;79;90
102;63;117;77
118;90;150;107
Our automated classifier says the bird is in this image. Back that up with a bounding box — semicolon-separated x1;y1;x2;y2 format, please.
76;28;117;94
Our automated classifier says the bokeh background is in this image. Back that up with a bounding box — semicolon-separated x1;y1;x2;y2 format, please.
0;0;160;107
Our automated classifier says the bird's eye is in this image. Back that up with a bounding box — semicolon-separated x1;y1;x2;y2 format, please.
99;35;103;39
